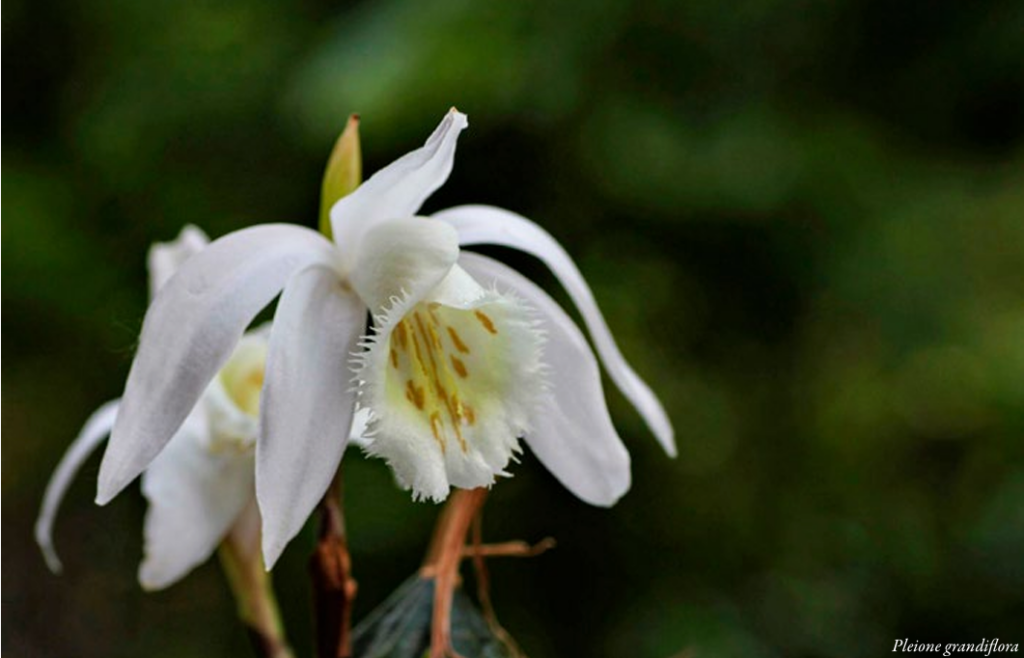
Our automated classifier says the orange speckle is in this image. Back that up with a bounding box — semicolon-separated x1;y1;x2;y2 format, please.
450;356;468;378
474;310;497;334
414;313;439;372
430;413;446;452
390;348;399;369
405;380;425;410
395;321;409;351
245;370;265;389
427;323;444;351
411;330;427;373
441;395;467;452
446;326;470;353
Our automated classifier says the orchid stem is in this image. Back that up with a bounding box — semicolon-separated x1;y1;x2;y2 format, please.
422;487;489;658
310;470;357;658
218;541;293;658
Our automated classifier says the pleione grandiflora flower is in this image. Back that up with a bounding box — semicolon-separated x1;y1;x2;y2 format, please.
36;227;271;589
95;109;676;569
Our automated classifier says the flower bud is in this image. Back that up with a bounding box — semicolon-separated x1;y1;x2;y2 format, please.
319;114;362;238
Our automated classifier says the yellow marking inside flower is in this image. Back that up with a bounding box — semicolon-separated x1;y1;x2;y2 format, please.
430;412;446;453
446;326;470;353
395;321;409;351
388;304;499;454
474;310;498;334
405;379;425;410
219;339;268;418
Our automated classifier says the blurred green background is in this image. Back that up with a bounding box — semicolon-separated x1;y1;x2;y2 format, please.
4;0;1024;656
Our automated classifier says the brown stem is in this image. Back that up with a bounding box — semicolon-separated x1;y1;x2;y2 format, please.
310;472;357;658
469;512;528;658
422;488;489;658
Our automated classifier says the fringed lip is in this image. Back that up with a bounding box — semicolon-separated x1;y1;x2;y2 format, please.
353;265;548;502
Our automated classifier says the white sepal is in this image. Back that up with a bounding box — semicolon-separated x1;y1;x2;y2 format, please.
330;109;467;265
460;253;631;505
435;204;676;457
35;399;121;573
257;265;366;568
97;225;338;506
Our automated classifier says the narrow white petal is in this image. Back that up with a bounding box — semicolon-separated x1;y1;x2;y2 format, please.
97;225;337;505
147;225;210;298
435;205;676;456
330;109;468;262
35;399;120;573
139;409;255;590
460;254;630;505
258;265;365;568
349;217;460;312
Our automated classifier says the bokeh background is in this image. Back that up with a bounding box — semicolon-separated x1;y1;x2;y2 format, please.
4;0;1024;656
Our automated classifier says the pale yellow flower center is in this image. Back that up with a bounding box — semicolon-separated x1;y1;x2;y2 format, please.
218;340;268;419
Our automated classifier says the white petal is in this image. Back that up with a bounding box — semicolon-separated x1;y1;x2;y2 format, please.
257;265;365;568
329;109;467;263
139;408;255;590
97;225;337;505
460;253;630;505
35;399;120;573
147;225;210;298
434;205;676;456
349;217;460;312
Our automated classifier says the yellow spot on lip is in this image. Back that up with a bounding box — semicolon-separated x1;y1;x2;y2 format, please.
427;322;444;351
446;326;470;353
429;412;446;452
405;379;425;409
395;321;409;351
389;303;495;456
474;310;498;334
413;313;439;371
410;327;428;372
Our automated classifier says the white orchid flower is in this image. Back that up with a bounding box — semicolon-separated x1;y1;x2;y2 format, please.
35;226;271;590
94;109;676;570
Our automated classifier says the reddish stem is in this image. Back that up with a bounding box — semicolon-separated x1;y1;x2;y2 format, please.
310;474;357;658
422;488;489;658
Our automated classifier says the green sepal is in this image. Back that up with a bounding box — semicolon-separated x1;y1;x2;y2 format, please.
320;113;363;239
